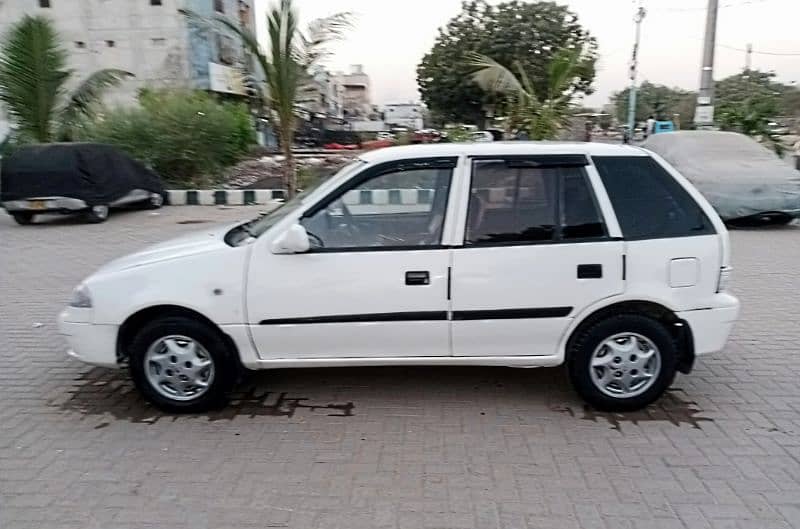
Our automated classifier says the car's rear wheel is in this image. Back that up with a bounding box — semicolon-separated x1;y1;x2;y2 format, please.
11;212;35;225
84;204;109;223
129;316;237;413
567;314;677;411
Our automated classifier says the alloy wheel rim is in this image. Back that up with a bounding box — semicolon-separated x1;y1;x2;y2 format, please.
589;332;661;399
144;335;215;402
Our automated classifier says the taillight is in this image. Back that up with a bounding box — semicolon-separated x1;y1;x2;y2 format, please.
717;266;733;292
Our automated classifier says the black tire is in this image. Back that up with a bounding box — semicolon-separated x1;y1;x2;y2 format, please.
567;314;677;412
11;212;34;225
129;316;238;413
146;193;165;209
83;204;109;223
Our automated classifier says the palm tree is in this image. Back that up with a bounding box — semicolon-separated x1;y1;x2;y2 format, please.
0;15;132;143
183;0;351;198
468;47;585;140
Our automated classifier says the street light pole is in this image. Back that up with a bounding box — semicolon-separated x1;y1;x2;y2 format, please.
626;1;646;141
694;0;719;127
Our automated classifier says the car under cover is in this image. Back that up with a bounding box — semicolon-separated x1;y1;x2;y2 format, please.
0;143;165;207
643;131;800;221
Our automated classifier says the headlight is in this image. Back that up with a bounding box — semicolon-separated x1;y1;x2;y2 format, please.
69;284;93;308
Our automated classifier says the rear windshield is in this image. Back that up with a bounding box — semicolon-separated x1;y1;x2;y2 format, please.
593;156;715;239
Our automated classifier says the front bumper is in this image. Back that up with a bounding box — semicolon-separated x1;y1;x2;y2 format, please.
3;197;88;213
58;309;120;368
677;293;740;356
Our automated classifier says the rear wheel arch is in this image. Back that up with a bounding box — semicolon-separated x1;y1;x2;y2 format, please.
566;300;695;374
117;305;241;368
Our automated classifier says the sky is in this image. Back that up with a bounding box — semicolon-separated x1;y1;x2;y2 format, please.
254;0;800;108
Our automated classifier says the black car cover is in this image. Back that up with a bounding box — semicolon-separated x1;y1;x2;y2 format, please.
1;143;165;206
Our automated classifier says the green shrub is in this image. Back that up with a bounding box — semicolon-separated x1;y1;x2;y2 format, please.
79;90;255;187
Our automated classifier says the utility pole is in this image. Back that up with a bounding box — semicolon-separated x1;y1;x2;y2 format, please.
694;0;719;127
626;1;646;141
745;43;752;71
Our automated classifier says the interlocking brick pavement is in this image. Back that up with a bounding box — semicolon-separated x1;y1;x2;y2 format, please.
1;207;799;529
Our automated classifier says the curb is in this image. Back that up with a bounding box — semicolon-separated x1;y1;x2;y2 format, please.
166;189;286;206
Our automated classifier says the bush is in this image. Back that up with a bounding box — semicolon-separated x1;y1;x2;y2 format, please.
79;90;255;187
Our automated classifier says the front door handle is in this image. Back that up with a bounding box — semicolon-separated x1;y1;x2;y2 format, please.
577;264;603;279
405;271;430;285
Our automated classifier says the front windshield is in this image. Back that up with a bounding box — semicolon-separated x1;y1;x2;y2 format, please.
243;159;365;237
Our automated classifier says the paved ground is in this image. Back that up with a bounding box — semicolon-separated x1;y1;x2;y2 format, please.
1;206;800;529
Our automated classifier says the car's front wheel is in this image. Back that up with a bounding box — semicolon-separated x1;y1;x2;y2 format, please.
11;212;35;225
129;316;237;413
147;193;165;209
567;314;677;412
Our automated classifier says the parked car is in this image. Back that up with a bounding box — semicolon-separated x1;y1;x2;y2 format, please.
1;143;165;225
644;131;800;224
376;132;396;141
59;143;739;413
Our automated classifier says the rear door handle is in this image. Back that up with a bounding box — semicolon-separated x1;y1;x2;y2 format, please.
405;271;430;285
577;264;603;279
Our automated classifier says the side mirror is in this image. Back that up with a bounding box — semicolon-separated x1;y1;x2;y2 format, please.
270;223;311;254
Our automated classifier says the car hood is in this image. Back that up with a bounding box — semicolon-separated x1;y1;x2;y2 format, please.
96;223;236;275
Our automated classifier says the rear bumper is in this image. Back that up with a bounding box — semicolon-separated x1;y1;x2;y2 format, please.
58;310;120;368
677;294;740;356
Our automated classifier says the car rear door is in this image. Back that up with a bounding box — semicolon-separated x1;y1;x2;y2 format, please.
450;155;625;357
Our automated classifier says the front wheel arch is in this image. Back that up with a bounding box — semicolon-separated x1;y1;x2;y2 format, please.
566;300;695;374
117;305;242;371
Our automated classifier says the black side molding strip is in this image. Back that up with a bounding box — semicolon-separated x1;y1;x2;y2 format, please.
260;311;448;325
452;307;572;320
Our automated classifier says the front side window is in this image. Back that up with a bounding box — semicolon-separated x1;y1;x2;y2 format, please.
593;156;715;239
465;160;605;245
301;162;453;250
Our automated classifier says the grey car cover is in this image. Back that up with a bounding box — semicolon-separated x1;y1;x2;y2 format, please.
643;131;800;220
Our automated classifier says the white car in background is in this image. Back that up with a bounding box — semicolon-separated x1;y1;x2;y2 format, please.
59;143;739;413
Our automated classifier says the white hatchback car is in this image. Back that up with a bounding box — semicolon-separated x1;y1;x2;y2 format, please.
59;143;739;413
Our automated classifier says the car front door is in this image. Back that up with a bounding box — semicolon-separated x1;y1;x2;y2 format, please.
246;157;458;359
450;156;625;357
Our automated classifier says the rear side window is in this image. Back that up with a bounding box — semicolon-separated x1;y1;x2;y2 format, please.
465;160;606;244
593;156;715;239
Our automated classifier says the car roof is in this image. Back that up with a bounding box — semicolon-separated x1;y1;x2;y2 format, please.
358;141;648;164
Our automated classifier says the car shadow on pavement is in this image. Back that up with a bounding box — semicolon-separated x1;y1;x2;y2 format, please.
56;365;712;430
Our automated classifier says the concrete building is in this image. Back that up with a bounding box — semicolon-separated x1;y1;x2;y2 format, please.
297;67;344;123
0;0;258;138
382;103;424;130
335;64;373;120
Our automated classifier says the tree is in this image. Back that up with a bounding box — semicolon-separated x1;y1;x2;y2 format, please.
417;0;597;127
611;82;695;124
182;1;351;198
469;46;586;139
0;15;131;143
714;70;787;154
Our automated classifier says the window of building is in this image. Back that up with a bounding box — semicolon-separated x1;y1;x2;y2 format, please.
593;156;715;239
151;37;166;46
105;40;115;48
150;0;162;5
214;0;224;13
39;0;51;7
75;41;86;49
301;162;454;250
465;159;605;245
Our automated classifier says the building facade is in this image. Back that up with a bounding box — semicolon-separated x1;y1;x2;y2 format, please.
382;103;424;130
0;0;257;137
335;64;373;120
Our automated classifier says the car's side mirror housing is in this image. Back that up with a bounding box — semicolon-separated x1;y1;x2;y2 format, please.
270;223;311;254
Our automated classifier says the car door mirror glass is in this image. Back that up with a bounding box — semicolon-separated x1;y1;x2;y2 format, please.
270;223;311;254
